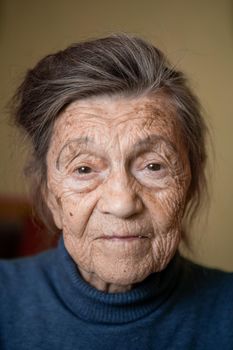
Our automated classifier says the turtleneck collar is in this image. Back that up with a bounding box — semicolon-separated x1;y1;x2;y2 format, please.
51;236;182;324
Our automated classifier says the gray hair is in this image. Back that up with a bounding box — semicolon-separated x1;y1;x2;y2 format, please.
12;34;208;245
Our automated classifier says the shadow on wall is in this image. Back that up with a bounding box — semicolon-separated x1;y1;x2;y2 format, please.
0;196;58;259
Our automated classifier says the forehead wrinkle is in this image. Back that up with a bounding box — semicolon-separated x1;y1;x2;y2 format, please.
63;113;107;127
110;102;169;121
65;101;166;124
63;105;136;125
53;98;180;168
109;110;174;134
110;106;166;126
65;102;112;116
60;99;173;138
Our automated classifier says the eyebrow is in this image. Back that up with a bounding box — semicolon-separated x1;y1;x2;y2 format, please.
56;137;95;169
131;135;177;157
56;134;178;169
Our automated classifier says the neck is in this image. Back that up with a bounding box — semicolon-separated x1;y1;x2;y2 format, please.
78;266;133;293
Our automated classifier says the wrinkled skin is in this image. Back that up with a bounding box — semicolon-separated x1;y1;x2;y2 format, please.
46;94;191;293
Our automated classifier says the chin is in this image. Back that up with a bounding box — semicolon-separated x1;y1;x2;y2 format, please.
94;261;154;286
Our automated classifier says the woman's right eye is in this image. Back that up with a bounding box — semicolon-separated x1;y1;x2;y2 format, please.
76;166;92;174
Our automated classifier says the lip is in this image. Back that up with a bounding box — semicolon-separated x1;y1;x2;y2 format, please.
99;235;149;241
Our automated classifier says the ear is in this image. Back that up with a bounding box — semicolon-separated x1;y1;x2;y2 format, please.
43;185;63;230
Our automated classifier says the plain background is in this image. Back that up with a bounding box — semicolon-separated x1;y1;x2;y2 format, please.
0;0;232;270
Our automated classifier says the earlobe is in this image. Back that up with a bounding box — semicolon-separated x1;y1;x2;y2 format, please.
43;185;63;230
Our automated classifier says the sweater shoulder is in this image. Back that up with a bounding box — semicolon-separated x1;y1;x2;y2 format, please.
178;255;233;309
181;256;233;283
0;248;57;291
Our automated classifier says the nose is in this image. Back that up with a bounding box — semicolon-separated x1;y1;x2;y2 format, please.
97;172;143;218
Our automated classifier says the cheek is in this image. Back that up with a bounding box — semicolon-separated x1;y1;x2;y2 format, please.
61;190;102;238
144;185;187;272
47;169;101;236
146;184;187;231
60;197;81;235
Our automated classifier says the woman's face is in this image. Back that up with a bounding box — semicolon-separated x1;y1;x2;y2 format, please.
46;94;191;291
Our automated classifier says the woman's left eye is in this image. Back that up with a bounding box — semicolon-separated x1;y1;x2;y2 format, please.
146;163;162;171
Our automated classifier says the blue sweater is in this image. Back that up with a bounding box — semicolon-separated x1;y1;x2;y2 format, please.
0;237;232;350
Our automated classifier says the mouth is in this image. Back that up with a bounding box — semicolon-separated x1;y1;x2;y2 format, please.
99;234;149;241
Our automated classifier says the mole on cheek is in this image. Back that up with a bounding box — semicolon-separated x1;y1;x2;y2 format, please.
69;212;73;216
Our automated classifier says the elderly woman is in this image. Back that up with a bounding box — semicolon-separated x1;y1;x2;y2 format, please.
0;34;232;349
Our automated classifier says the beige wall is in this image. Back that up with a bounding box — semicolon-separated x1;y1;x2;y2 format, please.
0;0;232;270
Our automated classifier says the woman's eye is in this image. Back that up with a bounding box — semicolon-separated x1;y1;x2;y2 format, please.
146;163;162;171
76;166;92;174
